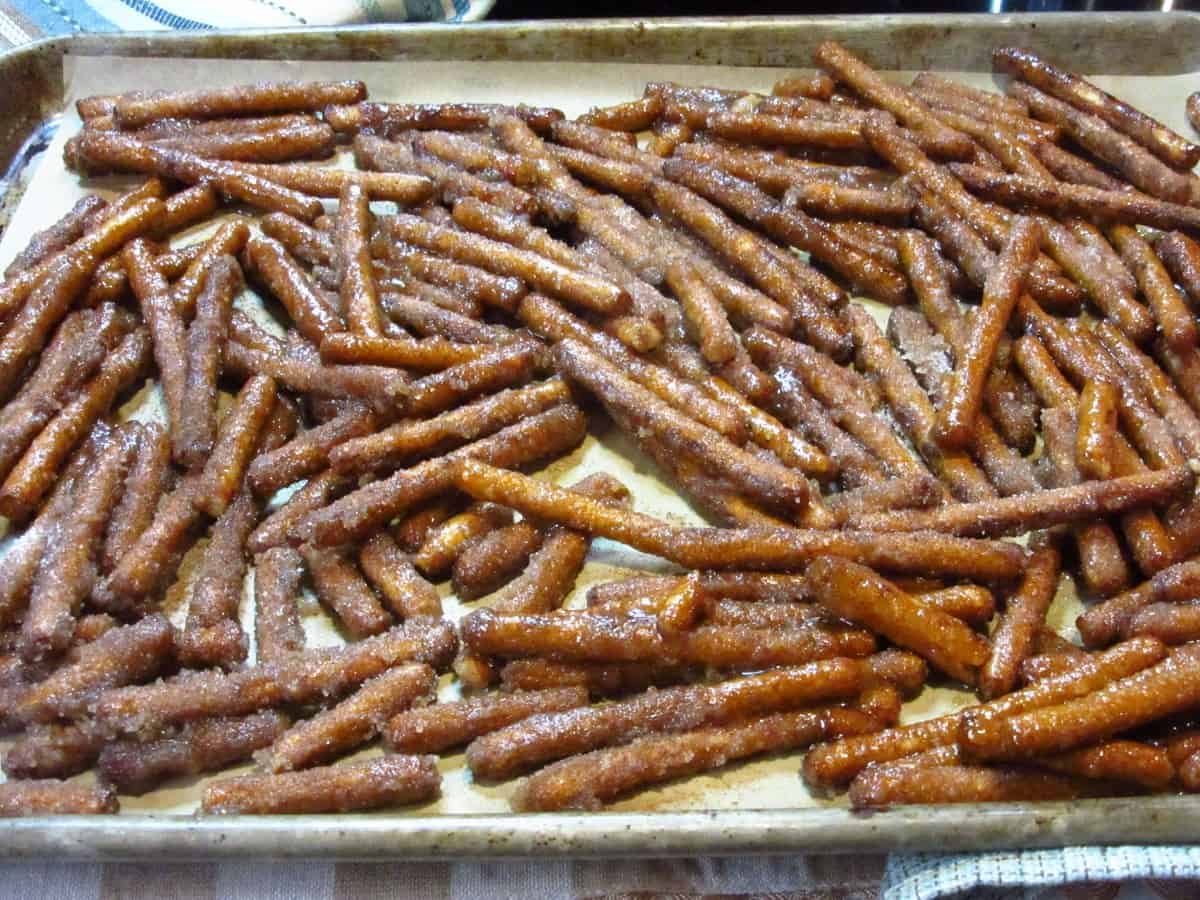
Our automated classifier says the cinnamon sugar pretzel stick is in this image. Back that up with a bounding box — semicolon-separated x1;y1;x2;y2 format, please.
516;703;882;811
169;219;251;318
336;182;382;335
896;227;1041;451
451;520;544;601
73;132;323;220
848;465;1193;537
330;378;569;476
102;422;171;574
96;619;457;736
299;404;587;547
201;754;440;815
1038;404;1133;597
244;236;344;343
387;214;628;316
488;473;630;615
961;644;1200;762
301;545;392;639
946;164;1200;234
0;197;163;401
802;636;1166;787
452;460;1027;580
805;557;989;684
386;687;588;755
934;216;1040;450
261;212;333;266
0;780;118;816
979;543;1062;699
176;492;260;670
15;613;174;724
1075;380;1118;481
98;710;290;796
1077;559;1200;648
248;406;375;497
329;100;562;135
248;470;346;554
123;239;187;445
1155;232;1200;309
994;48;1200;170
193;374;278;518
20;427;136;661
0;328;150;521
4;196;107;278
516;294;744;442
355;134;536;216
657;159;908;312
253;546;306;663
238;163;431;204
554;339;812;513
466;661;865;781
0;305;125;483
842;304;994;503
260;664;436;772
815;41;974;160
177;256;240;467
1015;330;1175;580
357;532;441;620
1094;322;1200;459
1012;82;1200;205
111;80;366;127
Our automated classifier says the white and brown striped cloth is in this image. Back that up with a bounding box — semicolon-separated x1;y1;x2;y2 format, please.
0;0;494;51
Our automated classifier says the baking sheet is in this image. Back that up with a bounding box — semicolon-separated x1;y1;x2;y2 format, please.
0;39;1196;847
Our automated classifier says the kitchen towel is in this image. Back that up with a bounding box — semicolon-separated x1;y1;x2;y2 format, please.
882;847;1200;899
0;0;493;50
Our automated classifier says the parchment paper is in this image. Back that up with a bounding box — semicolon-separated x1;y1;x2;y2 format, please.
0;54;1195;817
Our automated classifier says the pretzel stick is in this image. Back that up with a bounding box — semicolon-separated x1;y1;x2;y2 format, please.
452;459;1027;580
994;47;1200;170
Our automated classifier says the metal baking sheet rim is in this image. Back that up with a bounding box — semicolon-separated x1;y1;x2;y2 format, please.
0;14;1198;857
0;796;1199;858
6;12;1200;180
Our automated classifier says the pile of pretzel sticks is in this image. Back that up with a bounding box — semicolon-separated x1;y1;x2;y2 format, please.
0;43;1199;817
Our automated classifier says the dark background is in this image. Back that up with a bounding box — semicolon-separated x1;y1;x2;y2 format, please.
491;0;1193;19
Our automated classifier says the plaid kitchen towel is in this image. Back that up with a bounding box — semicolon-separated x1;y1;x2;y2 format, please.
881;847;1200;900
0;0;493;49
